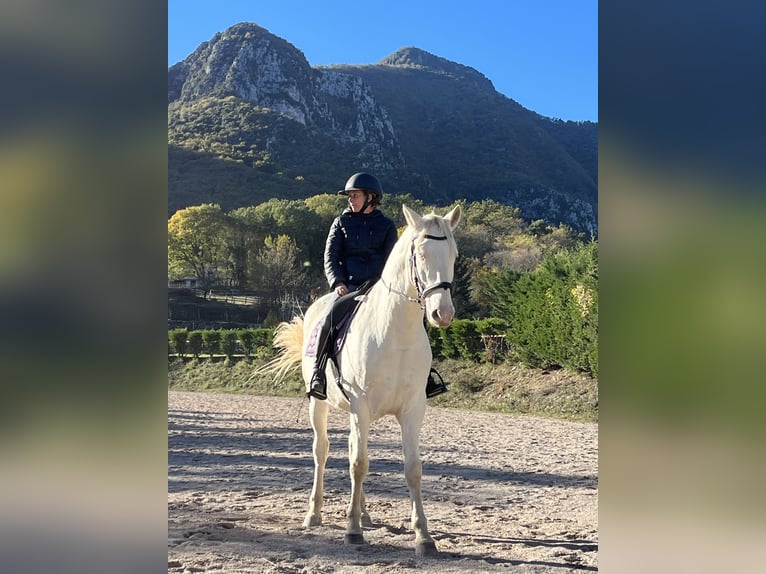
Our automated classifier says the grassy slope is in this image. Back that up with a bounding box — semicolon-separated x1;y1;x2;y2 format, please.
168;357;597;423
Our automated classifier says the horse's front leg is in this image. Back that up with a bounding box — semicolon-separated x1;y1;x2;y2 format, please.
360;487;373;527
400;407;438;556
303;398;329;527
345;409;370;545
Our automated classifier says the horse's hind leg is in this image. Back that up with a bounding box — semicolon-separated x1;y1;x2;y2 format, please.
399;409;437;556
303;398;329;527
345;409;370;545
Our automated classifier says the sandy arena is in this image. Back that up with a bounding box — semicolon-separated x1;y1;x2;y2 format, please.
168;391;597;573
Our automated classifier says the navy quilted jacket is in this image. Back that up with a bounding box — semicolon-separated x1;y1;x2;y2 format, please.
323;208;397;290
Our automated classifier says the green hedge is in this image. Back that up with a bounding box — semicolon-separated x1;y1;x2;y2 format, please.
221;331;238;360
426;318;508;364
168;328;276;359
188;331;203;358
236;329;256;357
169;329;188;357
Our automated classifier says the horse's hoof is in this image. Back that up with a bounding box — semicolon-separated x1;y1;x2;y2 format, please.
344;533;366;545
415;540;438;557
302;515;322;527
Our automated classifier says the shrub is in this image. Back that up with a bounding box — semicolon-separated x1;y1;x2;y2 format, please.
169;329;188;357
236;329;256;358
188;331;203;359
448;319;483;362
202;330;222;356
500;241;598;376
439;323;460;359
426;324;443;358
252;328;275;353
222;331;239;361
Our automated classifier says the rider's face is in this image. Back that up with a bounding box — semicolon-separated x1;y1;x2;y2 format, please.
347;190;368;212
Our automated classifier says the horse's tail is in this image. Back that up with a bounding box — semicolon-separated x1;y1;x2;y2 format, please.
257;316;305;382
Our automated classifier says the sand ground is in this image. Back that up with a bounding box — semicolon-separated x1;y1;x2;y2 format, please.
168;391;597;573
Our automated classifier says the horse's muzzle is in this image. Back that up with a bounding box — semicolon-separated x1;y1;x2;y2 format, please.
428;303;455;328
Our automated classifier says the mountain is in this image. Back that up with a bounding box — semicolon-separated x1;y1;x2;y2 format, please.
168;22;597;233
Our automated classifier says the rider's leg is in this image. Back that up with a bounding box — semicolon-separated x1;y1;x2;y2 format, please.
307;290;362;400
307;312;332;400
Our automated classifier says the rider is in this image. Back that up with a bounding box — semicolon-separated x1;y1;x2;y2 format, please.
306;172;448;401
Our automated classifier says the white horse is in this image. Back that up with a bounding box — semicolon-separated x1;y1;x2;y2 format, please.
265;204;461;556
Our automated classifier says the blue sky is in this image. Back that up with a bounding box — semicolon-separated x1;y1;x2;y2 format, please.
168;1;597;122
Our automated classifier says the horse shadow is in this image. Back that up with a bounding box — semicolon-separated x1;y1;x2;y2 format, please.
169;414;596;492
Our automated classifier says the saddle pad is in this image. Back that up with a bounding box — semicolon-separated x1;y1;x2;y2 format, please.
304;294;367;359
305;320;322;357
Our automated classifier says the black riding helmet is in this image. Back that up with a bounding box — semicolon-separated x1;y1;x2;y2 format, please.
337;172;383;207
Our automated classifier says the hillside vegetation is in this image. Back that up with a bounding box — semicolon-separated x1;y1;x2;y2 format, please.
169;22;597;233
168;195;598;380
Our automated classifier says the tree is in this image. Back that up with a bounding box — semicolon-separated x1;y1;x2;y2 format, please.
451;256;482;318
233;199;326;285
304;193;346;225
168;204;231;290
220;212;254;289
252;235;307;302
380;193;427;227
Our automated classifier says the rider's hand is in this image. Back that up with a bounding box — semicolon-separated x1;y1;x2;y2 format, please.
335;283;349;296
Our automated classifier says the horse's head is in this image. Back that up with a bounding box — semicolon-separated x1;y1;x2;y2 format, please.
403;204;462;328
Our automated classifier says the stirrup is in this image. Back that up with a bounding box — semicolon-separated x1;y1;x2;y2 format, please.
425;368;448;398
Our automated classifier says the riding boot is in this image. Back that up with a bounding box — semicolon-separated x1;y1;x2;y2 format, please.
307;362;328;400
425;367;448;398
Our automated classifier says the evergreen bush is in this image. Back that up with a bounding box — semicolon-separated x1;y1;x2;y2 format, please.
425;324;443;358
236;329;256;358
222;331;239;361
188;331;203;359
449;319;483;362
202;330;222;356
169;329;188;357
253;328;275;357
439;323;460;359
498;241;597;376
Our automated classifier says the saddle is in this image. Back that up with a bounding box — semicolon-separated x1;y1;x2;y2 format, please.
305;280;375;358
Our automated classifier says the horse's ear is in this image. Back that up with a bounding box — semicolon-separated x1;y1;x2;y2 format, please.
402;204;423;229
444;205;462;230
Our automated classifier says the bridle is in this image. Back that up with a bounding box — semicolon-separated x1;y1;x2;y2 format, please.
382;233;453;309
412;234;453;300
